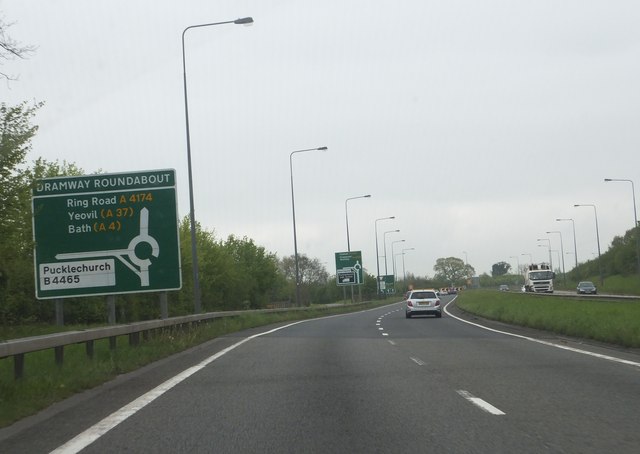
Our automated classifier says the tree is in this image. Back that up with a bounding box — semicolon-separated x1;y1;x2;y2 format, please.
279;254;329;304
279;254;329;285
0;15;36;81
491;261;512;277
223;235;281;308
433;257;475;284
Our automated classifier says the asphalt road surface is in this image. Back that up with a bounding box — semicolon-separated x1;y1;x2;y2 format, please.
2;296;639;453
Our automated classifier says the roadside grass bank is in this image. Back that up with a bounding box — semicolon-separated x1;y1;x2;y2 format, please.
455;290;640;348
0;300;392;428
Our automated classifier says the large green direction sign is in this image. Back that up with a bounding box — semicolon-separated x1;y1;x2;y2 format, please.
334;251;363;286
32;169;181;299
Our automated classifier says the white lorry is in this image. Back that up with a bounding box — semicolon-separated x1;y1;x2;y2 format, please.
523;263;555;293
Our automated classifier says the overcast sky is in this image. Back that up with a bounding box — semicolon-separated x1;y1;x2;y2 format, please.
3;0;640;278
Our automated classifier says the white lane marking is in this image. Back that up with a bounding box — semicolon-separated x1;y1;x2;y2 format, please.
444;298;640;368
388;340;396;345
410;357;426;366
378;327;384;330
382;333;389;336
457;390;505;415
52;302;405;453
50;320;308;454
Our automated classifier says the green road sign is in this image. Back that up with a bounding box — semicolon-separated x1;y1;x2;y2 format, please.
335;251;363;286
378;274;396;293
31;169;181;299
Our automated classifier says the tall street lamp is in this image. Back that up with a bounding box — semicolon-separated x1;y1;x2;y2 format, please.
391;239;405;281
290;146;328;306
374;216;395;297
402;247;415;282
383;229;400;276
182;16;254;313
345;195;371;251
604;178;640;275
546;230;566;285
536;238;552;269
574;203;603;286
556;218;578;269
344;194;371;303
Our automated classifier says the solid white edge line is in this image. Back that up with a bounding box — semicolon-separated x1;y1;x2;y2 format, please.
52;302;402;453
444;297;640;368
49;320;308;454
457;390;505;415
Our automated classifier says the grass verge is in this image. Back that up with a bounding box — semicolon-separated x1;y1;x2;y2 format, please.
455;290;640;348
0;301;392;428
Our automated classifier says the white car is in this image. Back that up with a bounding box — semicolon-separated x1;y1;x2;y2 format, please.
405;289;442;318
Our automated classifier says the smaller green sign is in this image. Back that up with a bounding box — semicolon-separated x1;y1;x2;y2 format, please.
334;251;363;286
378;274;395;293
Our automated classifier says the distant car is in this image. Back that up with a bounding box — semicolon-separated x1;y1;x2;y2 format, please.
577;281;597;294
405;289;442;318
499;284;509;292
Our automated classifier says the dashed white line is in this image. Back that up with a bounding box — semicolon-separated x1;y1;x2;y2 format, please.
410;357;426;366
457;390;505;415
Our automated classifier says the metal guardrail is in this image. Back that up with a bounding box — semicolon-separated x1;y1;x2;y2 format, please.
519;290;640;300
0;306;311;379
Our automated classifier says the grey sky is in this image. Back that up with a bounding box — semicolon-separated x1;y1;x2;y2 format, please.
3;0;640;278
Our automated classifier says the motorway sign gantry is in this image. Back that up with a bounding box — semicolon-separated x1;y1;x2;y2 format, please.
31;169;181;299
335;251;363;286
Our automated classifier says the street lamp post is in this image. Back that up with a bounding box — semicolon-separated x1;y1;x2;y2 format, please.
605;178;640;275
374;216;395;297
546;230;566;285
536;238;552;269
391;239;405;282
393;253;403;283
383;229;400;276
402;247;415;282
556;218;578;270
182;16;254;313
344;194;371;302
345;195;371;251
290;146;328;306
551;250;561;274
463;251;468;265
574;204;603;286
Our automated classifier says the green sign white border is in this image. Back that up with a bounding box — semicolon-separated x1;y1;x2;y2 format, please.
334;250;364;286
31;169;182;299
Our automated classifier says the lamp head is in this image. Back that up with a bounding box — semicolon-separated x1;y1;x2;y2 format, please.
234;17;254;25
318;146;328;151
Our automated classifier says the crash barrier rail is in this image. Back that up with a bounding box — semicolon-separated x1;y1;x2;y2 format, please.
0;303;368;380
521;290;639;300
